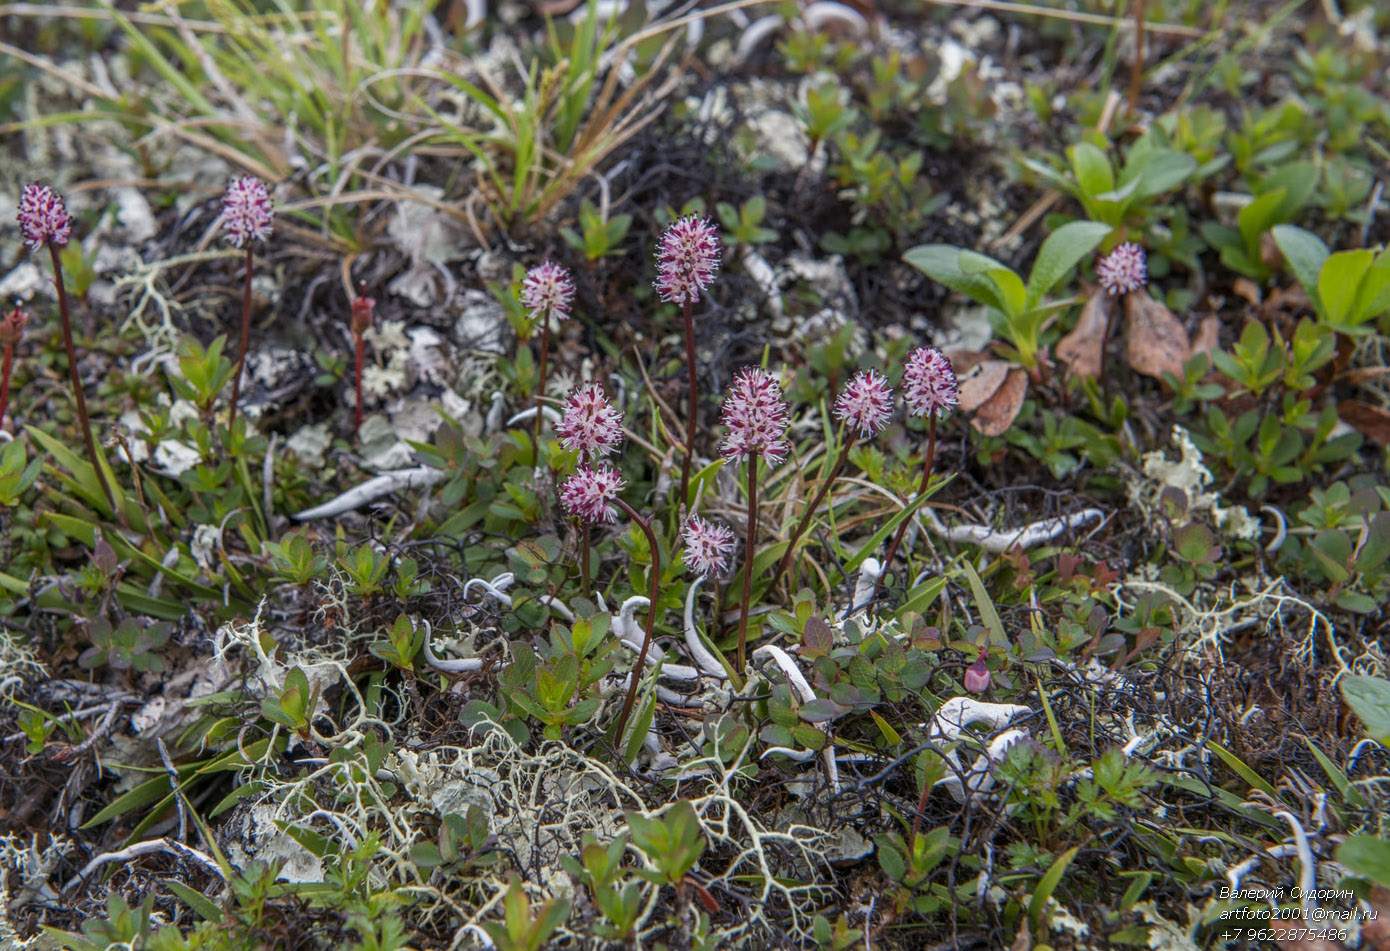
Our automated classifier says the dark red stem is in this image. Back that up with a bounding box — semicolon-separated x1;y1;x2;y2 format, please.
735;456;759;672
1128;0;1147;115
910;757;933;845
229;244;254;428
49;242;115;510
0;342;13;427
612;498;661;745
534;320;551;446
680;298;697;513
879;415;939;594
580;523;591;598
771;435;855;590
353;333;364;439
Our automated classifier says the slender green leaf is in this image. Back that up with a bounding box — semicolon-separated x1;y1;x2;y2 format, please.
962;561;1008;649
1207;739;1279;797
1028;846;1079;928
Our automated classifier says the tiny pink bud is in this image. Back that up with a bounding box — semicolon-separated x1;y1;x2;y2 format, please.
1096;242;1147;296
0;307;29;346
220;176;274;248
902;346;958;420
654;215;722;305
834;369;894;438
521;260;575;323
18;183;71;250
559;463;626;525
964;654;990;693
719;366;791;466
350;294;375;338
682;516;736;576
556;381;624;461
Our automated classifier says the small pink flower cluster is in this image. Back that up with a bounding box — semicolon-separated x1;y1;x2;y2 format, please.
902;346;958;420
683;516;736;576
221;176;275;248
835;369;894;437
521;260;576;323
1097;242;1147;296
654;215;722;305
556;381;624;461
18;183;71;250
720;367;791;466
557;381;629;525
560;463;627;525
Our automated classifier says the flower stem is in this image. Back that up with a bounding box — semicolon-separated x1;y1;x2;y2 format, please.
0;342;14;427
534;320;551;446
735;457;759;672
879;415;938;594
1127;0;1147;115
680;298;697;513
771;434;855;591
910;758;933;845
49;242;115;510
613;498;661;745
353;332;364;439
228;244;254;428
580;523;591;599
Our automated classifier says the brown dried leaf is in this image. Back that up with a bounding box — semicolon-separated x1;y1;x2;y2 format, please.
972;367;1028;436
1056;291;1113;379
956;360;1011;413
1191;315;1221;359
1339;366;1390;386
1360;886;1390;950
1126;293;1191;382
1232;277;1262;305
1263;284;1311;317
1338;400;1390;446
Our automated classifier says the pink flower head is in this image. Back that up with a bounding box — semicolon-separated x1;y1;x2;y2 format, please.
964;652;990;693
1096;242;1147;296
520;260;575;323
719;366;790;466
902;346;958;420
835;369;894;438
556;381;624;461
18;183;71;250
0;307;29;346
654;215;721;305
559;463;626;525
220;176;274;248
682;516;736;576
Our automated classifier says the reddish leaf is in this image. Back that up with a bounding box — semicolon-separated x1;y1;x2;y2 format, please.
802;616;834;658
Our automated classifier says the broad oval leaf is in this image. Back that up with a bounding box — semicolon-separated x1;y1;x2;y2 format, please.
1340;675;1390;742
1319;249;1373;327
1024;220;1112;310
1271;224;1329;313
